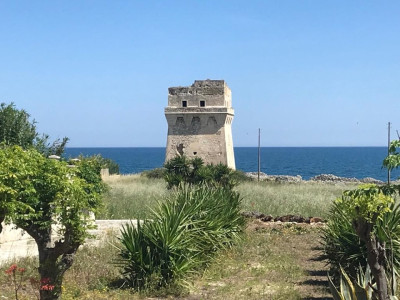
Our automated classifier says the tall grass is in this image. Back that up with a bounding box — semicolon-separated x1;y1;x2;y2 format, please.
98;175;167;219
237;181;356;218
99;175;356;219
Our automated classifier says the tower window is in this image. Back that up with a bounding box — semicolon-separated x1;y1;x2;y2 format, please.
182;101;187;107
200;100;205;107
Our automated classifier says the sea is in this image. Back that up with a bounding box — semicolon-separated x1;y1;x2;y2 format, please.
64;147;400;182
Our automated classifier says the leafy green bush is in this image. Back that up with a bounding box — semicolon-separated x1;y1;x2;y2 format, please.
164;155;242;189
116;184;245;290
75;154;119;175
322;186;400;282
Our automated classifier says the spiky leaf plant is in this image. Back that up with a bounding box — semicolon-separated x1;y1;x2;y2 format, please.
116;184;245;290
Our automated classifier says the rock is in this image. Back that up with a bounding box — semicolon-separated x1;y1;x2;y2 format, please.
360;177;384;184
274;215;306;223
310;174;359;183
309;217;324;223
260;215;273;222
245;172;302;183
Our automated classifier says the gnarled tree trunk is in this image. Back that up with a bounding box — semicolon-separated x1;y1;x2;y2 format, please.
354;217;390;300
24;225;81;300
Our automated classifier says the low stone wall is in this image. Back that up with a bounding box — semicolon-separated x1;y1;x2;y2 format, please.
0;223;31;244
0;220;135;262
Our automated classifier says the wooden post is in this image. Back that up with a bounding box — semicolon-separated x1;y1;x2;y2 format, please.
388;122;391;185
258;128;261;182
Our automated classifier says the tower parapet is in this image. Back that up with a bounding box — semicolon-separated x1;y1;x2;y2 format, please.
165;80;235;169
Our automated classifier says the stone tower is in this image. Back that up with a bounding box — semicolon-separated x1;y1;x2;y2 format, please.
165;80;235;169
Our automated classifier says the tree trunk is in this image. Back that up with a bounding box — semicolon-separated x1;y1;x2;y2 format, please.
354;218;390;300
0;211;5;234
22;225;80;300
365;235;390;300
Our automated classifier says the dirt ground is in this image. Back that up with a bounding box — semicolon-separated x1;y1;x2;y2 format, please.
183;220;332;300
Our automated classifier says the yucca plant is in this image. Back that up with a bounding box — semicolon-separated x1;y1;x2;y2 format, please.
116;184;245;290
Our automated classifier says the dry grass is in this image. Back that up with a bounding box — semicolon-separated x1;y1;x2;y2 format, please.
98;175;168;219
237;181;356;218
99;175;356;220
184;221;329;300
0;221;330;300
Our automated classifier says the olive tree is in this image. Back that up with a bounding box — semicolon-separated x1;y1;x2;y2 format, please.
0;102;37;148
0;102;68;156
0;145;106;300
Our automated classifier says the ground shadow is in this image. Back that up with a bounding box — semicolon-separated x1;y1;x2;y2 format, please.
307;270;327;277
302;297;333;300
302;279;329;287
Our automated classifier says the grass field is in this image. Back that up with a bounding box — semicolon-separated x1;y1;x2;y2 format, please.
0;175;358;299
100;174;355;220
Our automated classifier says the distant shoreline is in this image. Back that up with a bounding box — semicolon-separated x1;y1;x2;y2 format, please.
66;146;390;149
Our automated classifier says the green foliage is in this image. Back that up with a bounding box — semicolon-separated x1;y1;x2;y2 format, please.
141;168;165;179
328;265;399;300
328;266;375;300
74;154;119;175
337;184;394;222
35;135;69;157
0;102;68;156
163;155;240;189
323;183;400;300
0;102;37;148
98;157;119;175
384;140;400;172
116;184;245;290
0;145;106;299
0;146;105;238
322;200;367;277
322;190;400;278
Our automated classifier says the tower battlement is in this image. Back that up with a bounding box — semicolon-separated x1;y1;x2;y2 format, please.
164;80;235;169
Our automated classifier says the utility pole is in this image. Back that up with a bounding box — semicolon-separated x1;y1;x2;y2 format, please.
388;122;391;185
258;128;261;182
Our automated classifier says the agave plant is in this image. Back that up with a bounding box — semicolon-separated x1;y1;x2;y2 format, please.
328;265;398;300
116;184;245;290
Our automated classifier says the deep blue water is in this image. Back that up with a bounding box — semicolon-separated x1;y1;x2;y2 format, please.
64;147;399;181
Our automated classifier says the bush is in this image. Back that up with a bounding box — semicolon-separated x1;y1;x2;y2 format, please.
75;155;119;175
321;192;400;280
141;168;165;179
116;184;245;290
164;155;241;189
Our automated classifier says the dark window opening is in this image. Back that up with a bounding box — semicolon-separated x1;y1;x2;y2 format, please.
182;101;187;107
200;100;205;107
193;152;197;155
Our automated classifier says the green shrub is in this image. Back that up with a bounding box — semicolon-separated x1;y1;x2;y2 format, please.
322;192;400;280
321;200;367;277
116;184;245;290
141;168;165;179
75;154;119;175
164;155;240;189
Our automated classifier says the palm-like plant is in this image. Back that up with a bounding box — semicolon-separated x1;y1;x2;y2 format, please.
116;184;245;289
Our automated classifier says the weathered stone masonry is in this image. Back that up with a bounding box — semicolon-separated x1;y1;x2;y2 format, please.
165;80;235;169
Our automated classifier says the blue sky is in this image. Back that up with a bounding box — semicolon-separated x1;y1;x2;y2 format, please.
0;1;399;147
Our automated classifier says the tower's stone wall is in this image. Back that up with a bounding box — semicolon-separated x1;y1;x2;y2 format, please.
165;80;235;169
